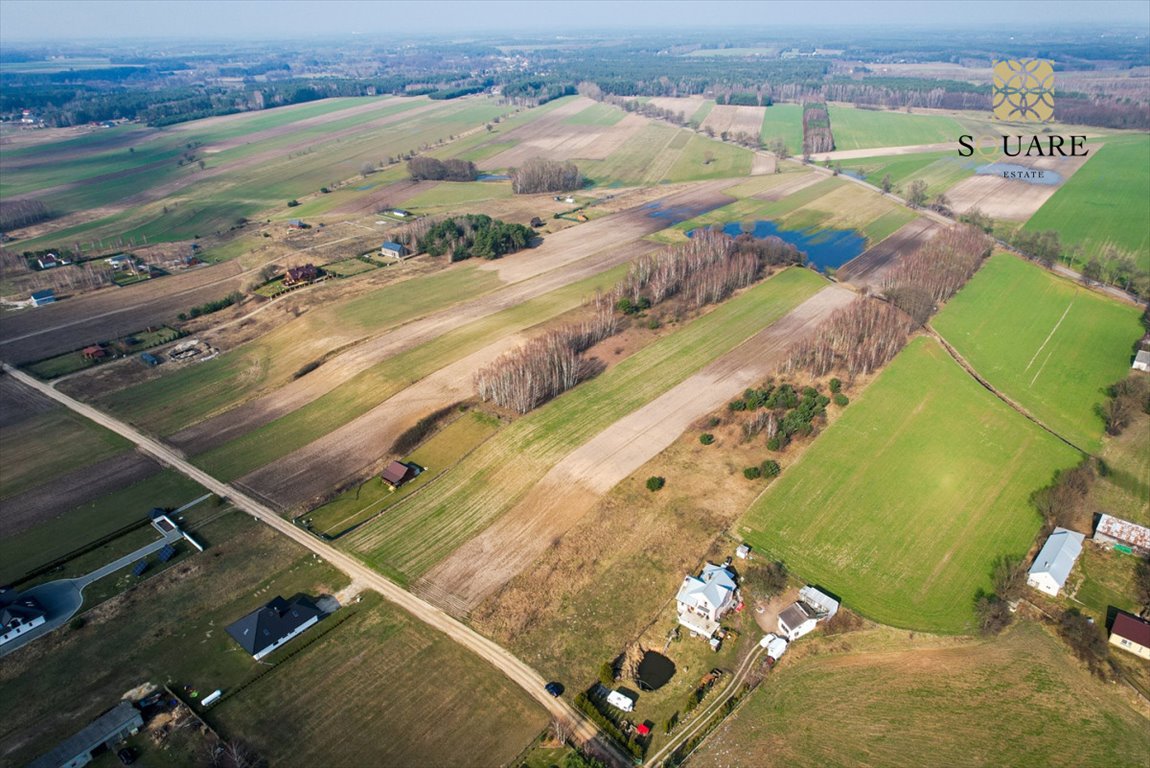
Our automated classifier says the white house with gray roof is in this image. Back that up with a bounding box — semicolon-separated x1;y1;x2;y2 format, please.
676;562;738;638
1027;527;1085;596
1132;349;1150;373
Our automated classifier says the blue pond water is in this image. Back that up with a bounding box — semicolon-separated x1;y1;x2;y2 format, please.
689;220;867;272
975;163;1062;185
476;173;511;182
643;200;725;226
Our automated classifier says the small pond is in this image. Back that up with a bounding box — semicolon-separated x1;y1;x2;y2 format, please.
636;651;676;691
476;173;511;182
689;220;867;272
975;163;1063;185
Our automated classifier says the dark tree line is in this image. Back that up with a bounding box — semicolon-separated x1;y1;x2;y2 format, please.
407;156;478;182
802;102;834;155
0;199;51;230
510;158;582;194
881;224;991;325
414;214;534;261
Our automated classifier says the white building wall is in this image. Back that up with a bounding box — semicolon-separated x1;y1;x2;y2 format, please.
252;615;320;660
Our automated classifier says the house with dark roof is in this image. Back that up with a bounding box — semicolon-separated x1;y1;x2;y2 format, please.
1109;612;1150;660
381;460;416;490
226;594;323;660
30;289;56;307
283;264;318;286
27;701;142;768
0;594;47;646
777;586;840;642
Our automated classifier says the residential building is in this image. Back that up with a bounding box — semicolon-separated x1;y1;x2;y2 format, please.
777;587;840;642
27;701;143;768
0;594;47;646
1027;527;1085;596
283;264;318;286
381;460;416;489
1109;612;1150;660
1133;349;1150;373
380;241;408;260
675;562;738;638
30;289;56;306
1093;514;1150;555
226;594;323;660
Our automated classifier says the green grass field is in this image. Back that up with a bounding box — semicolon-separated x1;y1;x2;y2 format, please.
1091;411;1150;526
0;469;206;585
97;264;502;435
1024;134;1150;262
402;179;514;210
305;411;501;537
194;264;630;480
759;103;804;157
0;409;131;499
739;336;1082;633
933;253;1144;451
579;123;752;187
210;593;546;768
344;267;827;582
827;105;965;151
564;101;626;126
693;622;1150;768
838;150;976;197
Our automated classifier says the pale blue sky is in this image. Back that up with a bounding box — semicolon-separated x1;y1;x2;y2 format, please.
1;0;1148;41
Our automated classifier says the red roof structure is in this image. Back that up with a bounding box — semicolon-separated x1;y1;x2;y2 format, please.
636;723;651;736
82;346;107;359
381;461;415;489
1112;613;1150;647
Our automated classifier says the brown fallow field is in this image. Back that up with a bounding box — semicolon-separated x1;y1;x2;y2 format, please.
944;148;1098;221
837;218;941;289
418;284;856;613
478;96;647;169
701;105;767;137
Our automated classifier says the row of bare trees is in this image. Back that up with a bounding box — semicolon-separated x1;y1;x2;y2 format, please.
475;294;617;413
613;228;799;311
802;102;834;155
782;298;916;379
510;157;582;194
881;224;992;325
0;199;51;230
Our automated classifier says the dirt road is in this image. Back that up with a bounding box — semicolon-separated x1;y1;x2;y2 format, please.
1;364;629;768
419;284;857;613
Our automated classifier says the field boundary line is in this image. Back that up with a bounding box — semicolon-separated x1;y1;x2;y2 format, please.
1023;297;1075;375
927;328;1088;456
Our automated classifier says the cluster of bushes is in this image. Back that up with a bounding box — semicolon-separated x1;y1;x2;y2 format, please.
743;460;781;480
682;672;722;715
474;295;616;413
646;476;666;492
510;157;582;194
1031;459;1096;533
974;554;1026;635
743;560;789;599
572;693;643;760
728;382;835;451
178;291;242;321
407;156;478;182
416;214;534;261
1058;607;1110;676
1099;374;1150;436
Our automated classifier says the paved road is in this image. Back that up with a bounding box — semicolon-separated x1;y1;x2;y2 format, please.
1;365;629;768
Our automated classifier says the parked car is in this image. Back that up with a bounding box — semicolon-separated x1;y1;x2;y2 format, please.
117;747;136;765
544;681;563;697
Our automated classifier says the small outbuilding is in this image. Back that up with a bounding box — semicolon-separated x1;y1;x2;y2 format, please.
1133;349;1150;373
380;241;408;260
139;352;162;367
1027;527;1085;597
226;594;323;660
30;289;56;307
1093;513;1150;555
381;460;416;490
1110;612;1150;660
735;544;751;560
82;345;108;360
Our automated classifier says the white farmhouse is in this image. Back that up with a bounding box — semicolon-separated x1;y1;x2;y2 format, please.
1027;527;1085;596
676;562;738;638
1133;349;1150;373
777;586;840;642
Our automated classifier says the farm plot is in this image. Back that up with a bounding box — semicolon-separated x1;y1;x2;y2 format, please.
0;407;130;499
478;96;647;168
837;150;975;197
646;96;709;122
210;594;546;768
691;622;1150;768
0;510;350;768
576;123;752;187
933;253;1144;452
758;103;804;157
1023;134;1150;259
700;104;767;138
944;148;1095;221
343;267;826;585
826;105;965;151
739;336;1082;634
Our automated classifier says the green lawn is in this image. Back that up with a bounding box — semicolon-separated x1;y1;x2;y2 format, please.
759;103;804;157
564;102;626;126
209;593;546;768
97;264;502;436
1091;411;1150;526
0;469;207;585
933;253;1144;451
739;336;1082;634
580;123;752;186
692;622;1150;768
827;105;965;150
193;264;630;480
1024;134;1150;262
344;267;827;582
305;411;501;537
838;150;976;197
403;179;514;210
0;410;131;499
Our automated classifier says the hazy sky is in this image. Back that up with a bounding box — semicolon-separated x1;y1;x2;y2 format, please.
1;0;1148;41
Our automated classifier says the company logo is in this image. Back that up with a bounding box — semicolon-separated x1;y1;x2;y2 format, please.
992;59;1055;122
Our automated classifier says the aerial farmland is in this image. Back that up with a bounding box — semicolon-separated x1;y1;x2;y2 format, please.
1;7;1148;768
